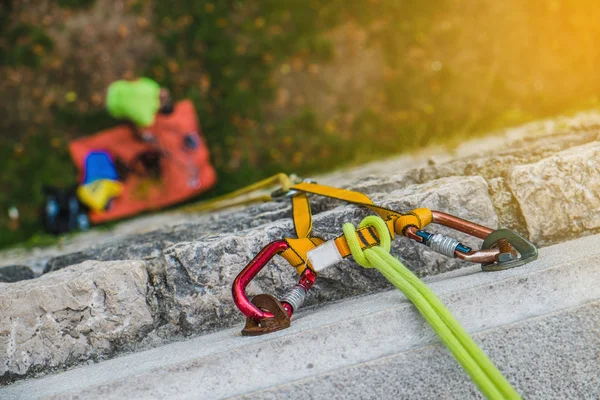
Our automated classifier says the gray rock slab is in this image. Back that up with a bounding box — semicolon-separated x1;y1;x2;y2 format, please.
486;176;528;235
42;174;493;277
0;266;34;283
404;127;599;186
42;201;293;274
0;213;202;276
495;110;600;144
0;260;153;380
2;232;599;399
508;141;600;244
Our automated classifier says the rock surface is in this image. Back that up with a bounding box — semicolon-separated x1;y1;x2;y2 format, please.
0;266;34;283
245;302;600;400
508;142;600;244
0;260;153;382
2;232;599;399
1;111;600;380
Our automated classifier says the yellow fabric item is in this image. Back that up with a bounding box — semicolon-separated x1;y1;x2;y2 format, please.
281;237;325;274
290;182;399;221
282;220;396;275
278;182;434;275
77;179;124;212
395;208;433;233
333;220;395;258
291;182;375;206
291;194;312;238
179;177;433;275
180;173;295;213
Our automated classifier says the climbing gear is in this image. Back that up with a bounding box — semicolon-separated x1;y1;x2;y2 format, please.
405;211;537;266
180;173;304;214
70;100;217;224
232;239;316;335
341;215;521;399
42;186;90;234
480;229;538;271
106;77;162;128
232;181;538;336
76;179;124;212
230;182;531;398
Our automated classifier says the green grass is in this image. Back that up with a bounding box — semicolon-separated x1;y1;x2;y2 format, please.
0;24;53;67
0;0;443;248
55;0;96;10
2;0;600;249
144;0;446;193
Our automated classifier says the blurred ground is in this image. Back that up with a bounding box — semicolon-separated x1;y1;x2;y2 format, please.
1;0;600;248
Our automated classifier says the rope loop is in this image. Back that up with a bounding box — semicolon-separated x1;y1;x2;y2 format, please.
342;215;392;268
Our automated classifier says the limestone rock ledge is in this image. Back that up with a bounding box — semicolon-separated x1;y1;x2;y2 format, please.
0;261;152;382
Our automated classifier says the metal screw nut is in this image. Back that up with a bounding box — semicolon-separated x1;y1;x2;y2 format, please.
497;252;516;263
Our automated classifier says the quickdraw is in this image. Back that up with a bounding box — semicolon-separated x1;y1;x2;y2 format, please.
231;180;538;336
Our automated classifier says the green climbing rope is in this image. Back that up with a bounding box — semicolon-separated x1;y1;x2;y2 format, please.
342;216;521;400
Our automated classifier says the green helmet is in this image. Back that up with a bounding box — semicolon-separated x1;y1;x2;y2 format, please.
106;77;161;128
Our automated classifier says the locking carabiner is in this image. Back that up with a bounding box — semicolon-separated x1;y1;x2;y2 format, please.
232;240;316;336
404;211;537;270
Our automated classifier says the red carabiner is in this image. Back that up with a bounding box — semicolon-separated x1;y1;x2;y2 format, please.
232;240;291;321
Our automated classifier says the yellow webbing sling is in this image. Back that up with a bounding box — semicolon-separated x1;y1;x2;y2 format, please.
179;173;296;213
182;176;434;275
280;182;433;274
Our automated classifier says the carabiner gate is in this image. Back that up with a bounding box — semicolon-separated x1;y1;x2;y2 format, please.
232;240;316;336
404;211;537;270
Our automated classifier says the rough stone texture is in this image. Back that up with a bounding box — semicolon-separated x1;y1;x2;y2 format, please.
42;202;294;274
486;177;528;236
0;266;34;283
404;130;596;185
508;142;600;244
0;213;203;277
0;260;153;381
